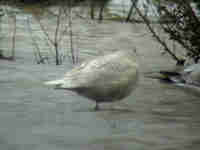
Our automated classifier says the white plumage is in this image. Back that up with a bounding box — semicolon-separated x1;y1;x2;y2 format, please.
45;50;139;110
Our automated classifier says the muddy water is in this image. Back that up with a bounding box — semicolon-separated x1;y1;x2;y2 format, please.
0;6;200;150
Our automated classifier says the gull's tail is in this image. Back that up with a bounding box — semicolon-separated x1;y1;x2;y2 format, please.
44;79;76;90
44;79;64;86
44;79;67;89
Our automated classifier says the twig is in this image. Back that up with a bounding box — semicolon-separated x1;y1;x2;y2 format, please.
26;17;45;64
54;7;62;65
11;13;16;60
36;16;54;45
34;7;63;65
67;0;76;64
126;0;138;22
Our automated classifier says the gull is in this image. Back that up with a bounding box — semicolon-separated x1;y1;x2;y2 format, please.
45;50;139;110
145;63;200;96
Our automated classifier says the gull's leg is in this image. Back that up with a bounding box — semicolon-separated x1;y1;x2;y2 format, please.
94;102;100;111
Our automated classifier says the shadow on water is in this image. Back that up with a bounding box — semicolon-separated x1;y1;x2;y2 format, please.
73;106;136;113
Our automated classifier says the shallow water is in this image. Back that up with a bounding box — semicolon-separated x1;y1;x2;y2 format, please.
0;5;200;150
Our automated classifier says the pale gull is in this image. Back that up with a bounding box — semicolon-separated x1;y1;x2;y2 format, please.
45;50;139;110
146;63;200;96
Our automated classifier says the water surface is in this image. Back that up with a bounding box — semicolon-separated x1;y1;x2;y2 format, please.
0;5;200;150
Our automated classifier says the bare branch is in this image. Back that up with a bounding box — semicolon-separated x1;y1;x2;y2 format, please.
11;13;16;60
132;0;180;62
35;16;54;45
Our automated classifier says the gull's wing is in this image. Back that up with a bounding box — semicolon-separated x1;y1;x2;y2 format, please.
60;51;138;90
